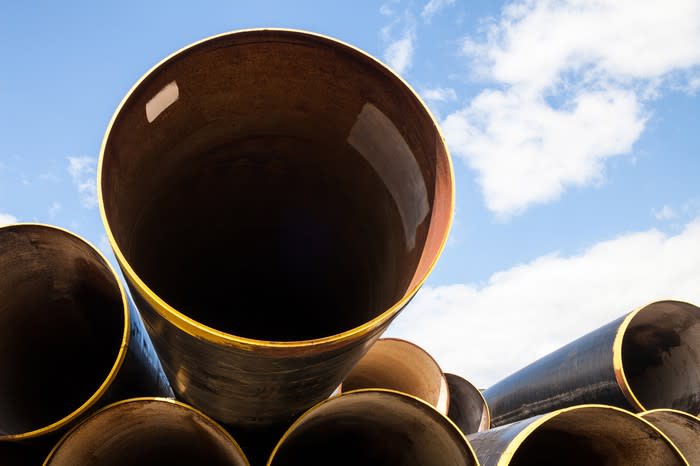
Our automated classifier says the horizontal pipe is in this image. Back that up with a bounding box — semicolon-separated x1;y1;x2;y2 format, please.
44;398;249;466
640;409;700;464
267;389;478;466
98;28;454;430
340;338;449;414
0;224;171;458
468;404;688;466
446;373;491;434
484;300;700;426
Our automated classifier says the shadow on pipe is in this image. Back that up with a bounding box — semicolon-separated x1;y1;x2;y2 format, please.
468;405;687;466
44;398;249;466
484;300;700;426
99;28;454;430
340;338;449;414
446;373;490;435
640;409;700;464
267;389;478;466
0;224;171;460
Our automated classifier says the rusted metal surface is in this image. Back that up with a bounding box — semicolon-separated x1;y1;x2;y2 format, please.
641;409;700;464
468;405;687;466
99;29;454;430
484;301;700;426
446;373;491;435
267;389;478;466
0;224;171;463
44;398;249;466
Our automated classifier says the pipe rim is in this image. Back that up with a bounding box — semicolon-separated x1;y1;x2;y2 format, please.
97;27;455;349
640;408;700;423
266;388;477;466
42;397;250;466
0;223;130;442
495;404;688;466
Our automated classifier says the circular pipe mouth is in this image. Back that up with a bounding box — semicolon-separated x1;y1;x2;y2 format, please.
614;300;700;412
340;338;449;414
98;28;454;348
0;224;128;441
501;405;686;466
445;373;491;434
44;398;250;466
641;409;700;464
267;389;478;466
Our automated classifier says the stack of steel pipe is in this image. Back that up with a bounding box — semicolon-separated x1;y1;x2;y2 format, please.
2;28;700;466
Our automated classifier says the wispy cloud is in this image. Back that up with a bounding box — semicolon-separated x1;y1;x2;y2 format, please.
443;0;700;217
0;212;17;226
421;86;457;103
67;156;97;208
48;201;61;219
389;217;700;386
380;4;417;75
421;0;455;22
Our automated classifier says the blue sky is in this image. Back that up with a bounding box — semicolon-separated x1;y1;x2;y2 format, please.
2;0;699;386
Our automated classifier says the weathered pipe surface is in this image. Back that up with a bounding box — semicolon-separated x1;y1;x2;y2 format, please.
446;373;491;435
468;405;688;466
483;300;700;426
0;224;172;461
44;398;249;466
640;409;700;464
341;338;449;414
267;389;478;466
99;28;454;430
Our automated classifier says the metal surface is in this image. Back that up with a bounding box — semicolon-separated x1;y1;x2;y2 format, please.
267;389;478;466
468;405;688;466
484;301;700;426
98;28;454;430
446;373;491;435
641;409;700;464
0;224;171;456
44;397;249;466
340;337;450;414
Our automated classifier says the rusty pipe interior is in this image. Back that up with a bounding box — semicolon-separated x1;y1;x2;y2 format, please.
620;300;700;411
267;389;477;466
640;409;700;464
340;338;449;413
445;373;490;434
0;224;125;439
100;29;452;343
44;398;249;466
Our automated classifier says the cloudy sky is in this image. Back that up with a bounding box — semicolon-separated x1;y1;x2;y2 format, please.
2;0;699;387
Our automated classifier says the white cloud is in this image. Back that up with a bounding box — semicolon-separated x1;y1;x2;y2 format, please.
384;28;415;74
48;201;61;219
67;156;97;208
422;0;456;22
389;217;700;387
421;86;457;103
654;205;678;221
0;212;17;226
445;0;700;216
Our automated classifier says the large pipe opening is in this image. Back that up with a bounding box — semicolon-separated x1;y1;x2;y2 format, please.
45;398;249;466
341;338;449;413
508;407;685;466
0;225;124;438
100;29;452;342
641;409;700;464
268;390;477;466
621;300;700;412
445;373;490;434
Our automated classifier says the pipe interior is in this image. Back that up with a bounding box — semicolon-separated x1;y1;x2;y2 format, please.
341;339;448;412
622;301;700;412
101;30;451;341
269;391;476;466
446;373;489;434
642;410;700;464
45;400;248;466
0;226;123;437
509;408;684;466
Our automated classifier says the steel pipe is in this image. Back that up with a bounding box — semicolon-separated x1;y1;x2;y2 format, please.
468;405;687;466
267;389;478;466
640;409;700;464
98;28;454;430
340;338;449;414
44;398;249;466
0;224;171;456
446;373;490;434
484;300;700;426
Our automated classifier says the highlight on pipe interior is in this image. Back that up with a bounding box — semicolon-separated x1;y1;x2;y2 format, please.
98;28;454;346
0;224;127;441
